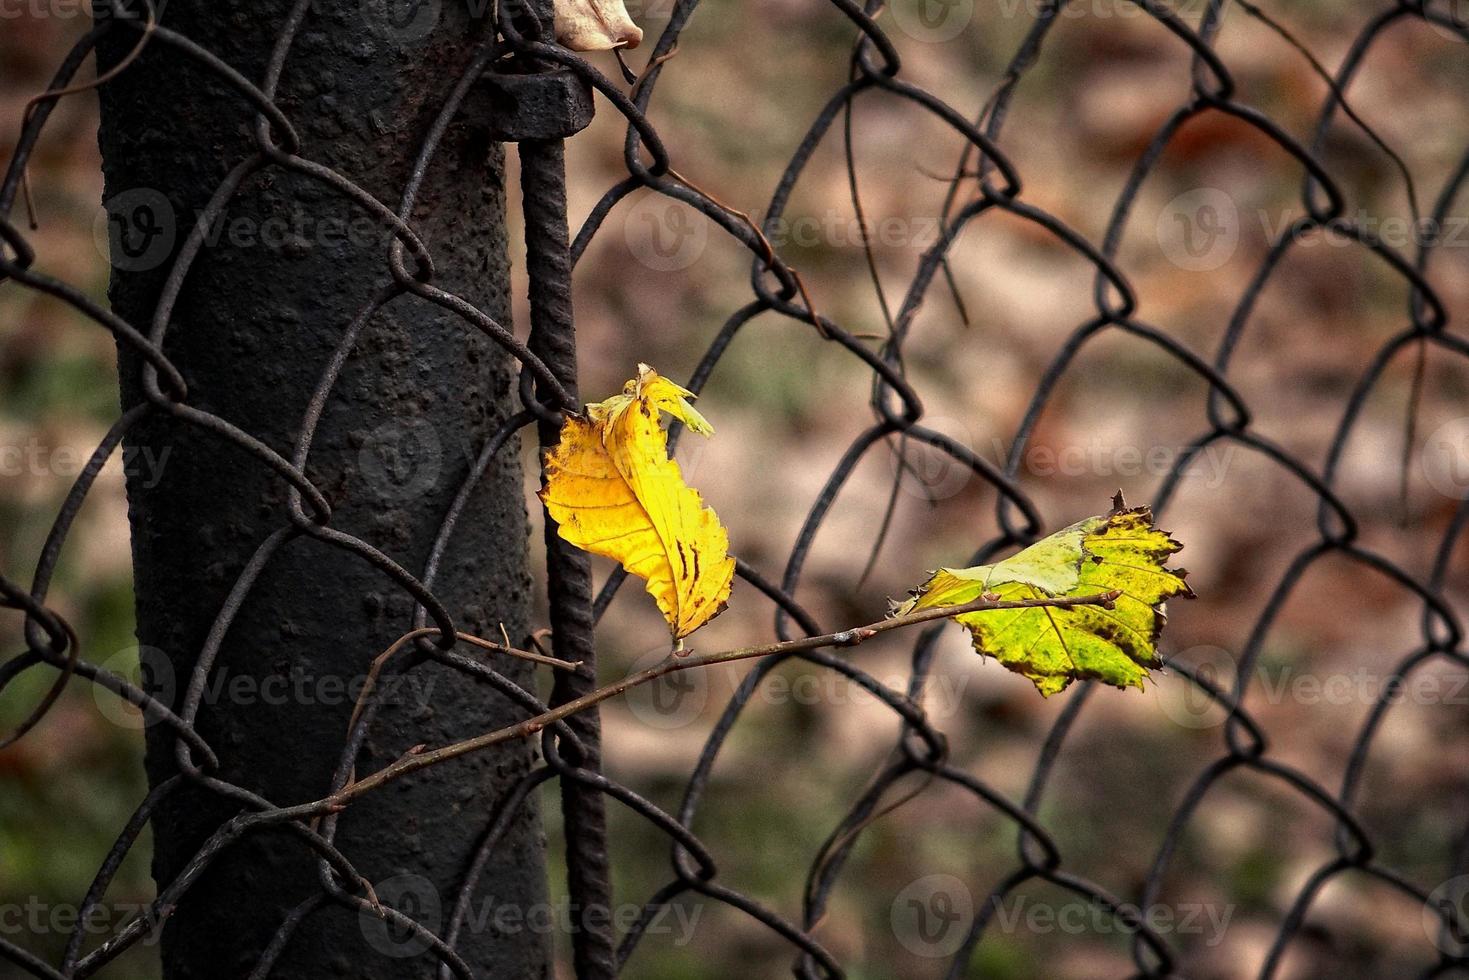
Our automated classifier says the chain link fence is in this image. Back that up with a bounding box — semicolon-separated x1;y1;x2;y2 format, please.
2;0;1469;977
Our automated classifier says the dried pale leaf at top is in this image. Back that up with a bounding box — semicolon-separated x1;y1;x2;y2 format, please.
554;0;643;50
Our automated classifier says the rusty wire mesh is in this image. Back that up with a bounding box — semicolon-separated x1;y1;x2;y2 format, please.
2;0;1469;977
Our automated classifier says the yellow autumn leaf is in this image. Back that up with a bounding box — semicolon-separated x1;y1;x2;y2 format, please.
539;365;735;641
894;494;1193;696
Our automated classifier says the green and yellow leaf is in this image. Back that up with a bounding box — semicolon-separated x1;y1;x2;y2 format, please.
540;364;735;641
895;494;1192;696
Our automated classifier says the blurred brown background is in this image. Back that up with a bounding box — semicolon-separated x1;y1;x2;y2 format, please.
3;1;1469;977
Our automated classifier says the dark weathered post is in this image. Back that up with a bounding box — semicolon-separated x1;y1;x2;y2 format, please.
95;2;550;976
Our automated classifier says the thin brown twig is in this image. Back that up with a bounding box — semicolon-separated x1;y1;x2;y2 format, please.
667;167;771;262
315;589;1122;814
666;167;831;338
630;44;679;103
343;627;580;747
321;626;583;834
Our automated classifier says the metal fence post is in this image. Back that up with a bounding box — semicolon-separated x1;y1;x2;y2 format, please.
93;2;552;976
